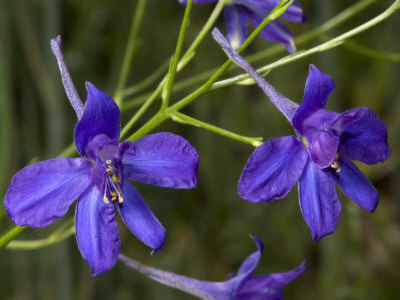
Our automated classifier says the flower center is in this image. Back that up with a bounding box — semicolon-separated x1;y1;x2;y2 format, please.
103;159;124;204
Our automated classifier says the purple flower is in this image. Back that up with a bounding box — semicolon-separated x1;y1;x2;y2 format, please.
119;235;306;300
179;0;306;53
4;38;199;276
212;28;391;242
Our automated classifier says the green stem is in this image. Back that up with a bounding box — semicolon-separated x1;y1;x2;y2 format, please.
340;39;400;61
178;0;228;70
122;58;170;98
171;112;263;147
213;0;400;88
246;0;378;64
126;0;293;141
0;226;28;249
114;0;147;106
7;218;75;250
120;82;164;139
162;0;193;109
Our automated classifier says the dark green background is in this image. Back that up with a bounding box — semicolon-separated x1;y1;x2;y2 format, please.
1;0;399;299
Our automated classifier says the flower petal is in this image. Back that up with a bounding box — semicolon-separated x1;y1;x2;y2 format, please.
122;132;199;189
340;107;391;165
247;12;297;53
236;260;306;300
224;5;248;49
234;0;307;23
74;82;120;157
238;136;308;203
299;159;341;242
4;158;92;227
75;184;120;277
333;158;378;212
292;65;336;130
117;183;166;253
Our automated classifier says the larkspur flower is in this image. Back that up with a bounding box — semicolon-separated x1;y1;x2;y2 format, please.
4;37;199;276
179;0;306;53
119;235;306;300
212;28;391;241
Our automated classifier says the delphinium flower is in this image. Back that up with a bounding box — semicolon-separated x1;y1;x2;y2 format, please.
4;36;199;276
179;0;306;53
212;28;391;241
119;235;306;300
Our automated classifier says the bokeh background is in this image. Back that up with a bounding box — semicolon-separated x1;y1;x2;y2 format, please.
1;0;399;299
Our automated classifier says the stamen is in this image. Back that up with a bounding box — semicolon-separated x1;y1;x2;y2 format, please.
112;174;119;183
106;160;112;164
118;196;124;203
103;195;109;204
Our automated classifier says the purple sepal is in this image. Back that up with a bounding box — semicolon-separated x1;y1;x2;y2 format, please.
50;36;84;119
75;184;121;277
299;159;341;242
292;65;336;131
333;158;378;212
122;132;199;189
117;183;166;253
212;28;298;122
4;158;92;228
74;82;121;158
238;136;308;203
224;5;248;49
340;107;391;165
247;12;297;53
236;260;307;300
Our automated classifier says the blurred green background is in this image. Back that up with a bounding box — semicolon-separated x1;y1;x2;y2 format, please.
1;0;399;299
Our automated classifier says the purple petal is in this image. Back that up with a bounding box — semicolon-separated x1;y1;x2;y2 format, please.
224;5;248;49
333;158;378;212
122;132;199;189
292;65;336;130
234;0;307;23
246;11;296;53
299;159;341;242
340;107;391;165
75;184;120;277
178;0;217;4
4;158;92;228
117;182;166;253
238;136;308;203
212;28;298;122
295;108;339;169
74;82;120;158
236;234;264;276
236;260;306;300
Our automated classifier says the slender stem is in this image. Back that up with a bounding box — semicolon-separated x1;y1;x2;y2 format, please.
246;0;378;64
214;0;400;88
0;226;28;249
162;0;193;109
121;0;227;130
114;0;148;106
178;0;228;70
340;39;400;61
123;58;170;98
126;0;294;141
6;218;75;250
171;112;263;147
120;82;164;139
